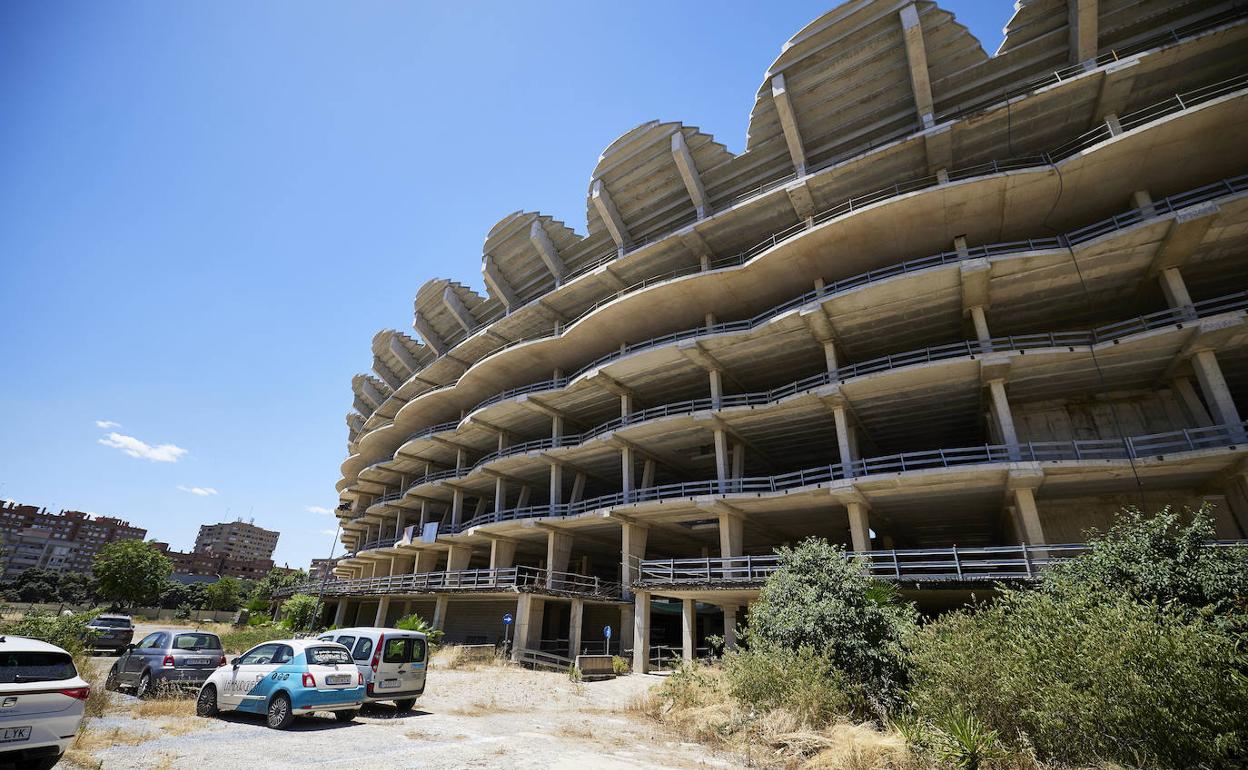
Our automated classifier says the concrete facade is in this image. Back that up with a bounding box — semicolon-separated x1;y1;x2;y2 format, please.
0;502;147;579
311;1;1248;671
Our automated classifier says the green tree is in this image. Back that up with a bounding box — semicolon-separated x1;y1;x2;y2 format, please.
93;540;172;608
250;568;308;602
279;593;318;632
202;577;242;611
394;613;444;647
743;537;916;714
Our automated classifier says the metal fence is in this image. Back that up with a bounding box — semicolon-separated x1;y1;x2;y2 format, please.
276;565;621;600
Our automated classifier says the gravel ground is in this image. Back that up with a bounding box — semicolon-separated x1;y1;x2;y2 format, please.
66;636;743;770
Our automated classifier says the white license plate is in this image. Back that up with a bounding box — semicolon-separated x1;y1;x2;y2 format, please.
376;679;399;689
0;726;31;743
325;674;351;686
186;657;210;666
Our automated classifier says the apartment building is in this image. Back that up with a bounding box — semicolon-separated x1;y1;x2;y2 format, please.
152;542;276;583
0;502;147;579
279;0;1248;671
193;520;279;562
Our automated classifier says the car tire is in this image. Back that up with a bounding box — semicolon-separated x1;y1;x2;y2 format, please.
105;664;119;691
196;685;219;718
393;698;416;712
334;709;359;722
135;671;151;699
14;755;59;770
266;692;295;730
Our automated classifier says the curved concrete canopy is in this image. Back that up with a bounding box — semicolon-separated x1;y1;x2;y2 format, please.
412;278;500;353
481;211;582;309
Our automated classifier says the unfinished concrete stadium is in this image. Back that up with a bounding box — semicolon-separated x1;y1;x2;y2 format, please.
280;0;1248;673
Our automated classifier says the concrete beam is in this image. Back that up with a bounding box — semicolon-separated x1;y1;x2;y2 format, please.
677;340;723;373
770;74;806;176
482;255;519;310
923;124;953;175
1093;60;1138;122
591;178;632;251
959;256;991;314
587;370;634;400
372;359;403;391
529;220;566;282
441;286;477;334
388;336;420;375
358;379;385;411
1147;204;1220;277
899;5;935;128
671;131;712;219
412;312;448;356
1069;0;1098;65
786;178;816;219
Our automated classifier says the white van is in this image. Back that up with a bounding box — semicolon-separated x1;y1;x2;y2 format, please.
316;627;427;711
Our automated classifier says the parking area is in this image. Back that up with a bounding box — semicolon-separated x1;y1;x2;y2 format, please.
64;638;739;770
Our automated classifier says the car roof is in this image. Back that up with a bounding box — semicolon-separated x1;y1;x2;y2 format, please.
328;627;427;638
245;638;347;652
0;635;72;655
144;629;221;638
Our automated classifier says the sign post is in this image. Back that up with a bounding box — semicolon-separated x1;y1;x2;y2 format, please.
604;624;612;656
502;612;513;655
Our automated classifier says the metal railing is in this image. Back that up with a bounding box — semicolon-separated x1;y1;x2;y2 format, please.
278;565;621;599
354;68;1248;447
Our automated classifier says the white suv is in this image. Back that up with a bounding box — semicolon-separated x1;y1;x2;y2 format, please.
0;636;90;769
316;627;427;711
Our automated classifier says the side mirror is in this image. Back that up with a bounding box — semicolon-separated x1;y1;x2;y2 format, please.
124;644;135;652
230;657;240;668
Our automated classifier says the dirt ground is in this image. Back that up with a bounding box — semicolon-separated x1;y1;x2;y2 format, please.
63;628;745;770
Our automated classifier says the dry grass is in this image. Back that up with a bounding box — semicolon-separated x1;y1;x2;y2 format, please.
136;696;197;720
430;644;509;671
448;694;504;716
71;726;152;752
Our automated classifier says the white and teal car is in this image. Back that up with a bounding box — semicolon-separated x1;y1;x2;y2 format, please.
195;639;364;729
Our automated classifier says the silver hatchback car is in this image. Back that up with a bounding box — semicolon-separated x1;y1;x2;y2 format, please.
105;630;225;698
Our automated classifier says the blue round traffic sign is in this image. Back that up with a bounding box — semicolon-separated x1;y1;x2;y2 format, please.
503;613;513;625
603;625;612;639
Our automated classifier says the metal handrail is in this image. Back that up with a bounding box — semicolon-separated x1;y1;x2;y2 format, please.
276;565;620;599
355;70;1248;443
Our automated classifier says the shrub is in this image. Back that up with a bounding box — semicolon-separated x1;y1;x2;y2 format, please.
1;609;99;656
394;613;444;648
611;655;630;676
745;537;916;715
220;623;282;654
724;645;849;728
278;594;318;632
908;583;1248;768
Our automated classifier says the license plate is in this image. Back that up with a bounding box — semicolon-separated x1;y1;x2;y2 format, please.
0;727;31;743
325;674;351;686
186;657;210;666
376;679;399;689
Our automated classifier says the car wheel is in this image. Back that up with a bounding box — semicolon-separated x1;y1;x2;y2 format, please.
105;664;119;691
393;698;416;712
135;671;151;699
266;692;295;730
196;685;219;718
334;709;359;722
14;755;59;770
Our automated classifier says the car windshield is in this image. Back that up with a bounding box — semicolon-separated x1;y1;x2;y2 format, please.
90;618;130;628
306;647;351;666
173;633;220;651
0;651;77;683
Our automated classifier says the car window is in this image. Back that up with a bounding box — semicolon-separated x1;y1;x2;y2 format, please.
351;637;373;661
382;638;407;664
306;646;352;666
238;643;280;666
136;633;163;650
0;651;77;683
271;645;294;665
173;633;219;651
335;635;355;652
316;635;334;642
91;617;131;628
410;638;427;663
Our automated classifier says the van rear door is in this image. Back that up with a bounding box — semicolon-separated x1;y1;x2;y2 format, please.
374;636;425;696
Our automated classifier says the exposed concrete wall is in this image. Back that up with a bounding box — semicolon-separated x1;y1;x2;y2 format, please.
440;599;518;645
1014;390;1189;443
1038;490;1219;542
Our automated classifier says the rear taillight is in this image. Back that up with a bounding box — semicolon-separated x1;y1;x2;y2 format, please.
162;655;175;668
59;687;90;701
370;634;384;673
217;656;227;667
302;673;316;688
357;671;363;685
366;681;373;696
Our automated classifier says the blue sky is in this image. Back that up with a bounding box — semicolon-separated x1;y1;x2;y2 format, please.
0;1;1008;570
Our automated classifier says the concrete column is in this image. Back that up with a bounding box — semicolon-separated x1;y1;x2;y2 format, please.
832;404;855;475
569;599;584;657
681;599;696;662
570;472;586;503
489;539;516;570
987;379;1020;452
1174;376;1214;427
722;605;738;650
511;594;532;660
418;499;430;530
1159;267;1194;313
847;502;871;552
618;604;635;655
899;3;935;127
641;458;655;489
446;544;472;572
709;369;723;409
1012;487;1047;545
620;392;633;419
546;530;573;587
432;594;449;630
494;476;506;513
731;442;745;479
1069;0;1098;65
713;428;730;487
718;514;743;558
1191;350;1243;429
333;600;349;627
526;597;546;649
969;305;991;346
549;462;563;513
413;550;438;573
451;489;464;529
621;445;634;501
822;342;839;374
632;592;651;674
374;596;391;627
516;484;531;508
621;522;648;599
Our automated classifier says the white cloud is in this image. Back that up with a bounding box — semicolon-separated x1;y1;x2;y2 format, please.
95;420;121;429
178;485;219;497
98;432;187;463
318;529;338;536
305;506;332;515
